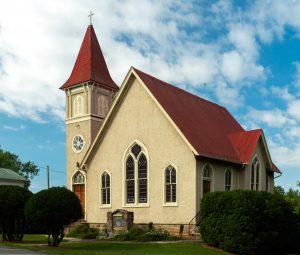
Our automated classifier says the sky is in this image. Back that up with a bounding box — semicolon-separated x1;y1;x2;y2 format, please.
0;0;300;193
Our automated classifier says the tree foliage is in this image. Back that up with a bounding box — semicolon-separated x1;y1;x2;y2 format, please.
25;187;83;246
0;185;32;241
0;146;39;187
200;190;300;255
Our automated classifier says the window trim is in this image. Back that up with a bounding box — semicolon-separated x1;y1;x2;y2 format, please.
100;170;112;208
74;95;84;117
201;164;214;199
122;140;150;208
225;168;232;191
250;156;260;191
163;164;178;207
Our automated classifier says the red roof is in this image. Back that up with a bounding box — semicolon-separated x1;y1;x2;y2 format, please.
60;25;118;90
228;129;262;163
134;68;281;173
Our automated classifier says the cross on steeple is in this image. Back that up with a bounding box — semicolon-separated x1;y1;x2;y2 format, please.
88;11;94;25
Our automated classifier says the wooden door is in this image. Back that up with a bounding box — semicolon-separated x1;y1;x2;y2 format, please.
73;184;85;215
203;180;211;195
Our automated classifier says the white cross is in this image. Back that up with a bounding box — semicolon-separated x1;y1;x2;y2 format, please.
88;11;94;25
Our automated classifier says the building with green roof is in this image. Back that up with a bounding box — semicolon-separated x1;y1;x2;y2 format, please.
0;168;29;187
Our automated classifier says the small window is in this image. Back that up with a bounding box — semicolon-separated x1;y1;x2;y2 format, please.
73;171;85;184
225;168;232;191
101;172;110;205
74;95;84;116
202;165;213;196
165;165;176;203
251;157;260;191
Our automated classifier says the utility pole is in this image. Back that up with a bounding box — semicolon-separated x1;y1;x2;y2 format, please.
47;165;50;189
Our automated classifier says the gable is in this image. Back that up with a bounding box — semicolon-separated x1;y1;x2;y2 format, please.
81;71;194;166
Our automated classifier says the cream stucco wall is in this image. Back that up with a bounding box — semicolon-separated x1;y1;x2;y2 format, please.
84;77;196;225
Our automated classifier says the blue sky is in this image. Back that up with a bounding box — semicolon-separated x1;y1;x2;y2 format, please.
0;0;300;192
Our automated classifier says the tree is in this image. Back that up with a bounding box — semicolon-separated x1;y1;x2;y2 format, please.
0;146;39;187
25;187;83;246
0;185;32;241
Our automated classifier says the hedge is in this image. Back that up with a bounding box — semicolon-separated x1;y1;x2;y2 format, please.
199;190;300;255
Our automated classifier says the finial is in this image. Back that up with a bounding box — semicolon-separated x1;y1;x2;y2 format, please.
88;11;94;25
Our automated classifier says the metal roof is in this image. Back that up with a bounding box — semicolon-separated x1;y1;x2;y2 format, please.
0;168;28;182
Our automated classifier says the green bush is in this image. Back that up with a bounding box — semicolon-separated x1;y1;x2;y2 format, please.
0;185;32;241
112;227;181;242
67;224;98;239
25;187;83;246
137;229;181;242
200;190;300;255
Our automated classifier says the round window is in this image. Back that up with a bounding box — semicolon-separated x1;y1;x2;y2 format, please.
72;135;84;153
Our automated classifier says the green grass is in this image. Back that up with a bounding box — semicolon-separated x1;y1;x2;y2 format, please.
0;234;229;255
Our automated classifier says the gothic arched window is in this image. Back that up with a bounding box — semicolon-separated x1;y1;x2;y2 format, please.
101;172;111;205
251;157;260;191
225;168;232;191
73;171;85;184
74;95;84;116
202;164;213;196
125;143;148;205
165;165;176;203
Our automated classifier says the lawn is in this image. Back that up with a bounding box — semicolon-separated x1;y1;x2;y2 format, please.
0;234;229;255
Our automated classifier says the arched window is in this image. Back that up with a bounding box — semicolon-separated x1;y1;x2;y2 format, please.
251;157;260;191
98;94;109;116
125;143;148;205
165;165;176;203
101;172;110;205
74;95;84;116
202;165;213;196
225;168;232;191
73;171;85;184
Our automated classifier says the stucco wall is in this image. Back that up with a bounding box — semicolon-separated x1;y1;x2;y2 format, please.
84;77;196;225
196;157;240;212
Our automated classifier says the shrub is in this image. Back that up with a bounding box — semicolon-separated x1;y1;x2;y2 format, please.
200;190;300;255
25;187;83;246
67;224;98;239
0;185;32;241
112;228;147;241
137;229;181;242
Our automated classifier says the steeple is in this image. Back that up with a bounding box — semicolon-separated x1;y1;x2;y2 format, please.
60;25;118;90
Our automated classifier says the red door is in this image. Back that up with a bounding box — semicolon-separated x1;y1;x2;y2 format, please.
73;184;85;215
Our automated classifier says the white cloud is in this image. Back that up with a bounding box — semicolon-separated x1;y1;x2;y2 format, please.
287;99;300;120
3;124;26;132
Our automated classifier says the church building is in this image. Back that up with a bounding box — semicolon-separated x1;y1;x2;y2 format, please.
60;24;282;235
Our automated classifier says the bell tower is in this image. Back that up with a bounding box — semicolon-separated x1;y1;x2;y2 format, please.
60;24;118;194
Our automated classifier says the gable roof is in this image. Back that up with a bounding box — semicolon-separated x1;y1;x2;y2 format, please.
81;67;281;173
60;25;118;91
0;168;28;182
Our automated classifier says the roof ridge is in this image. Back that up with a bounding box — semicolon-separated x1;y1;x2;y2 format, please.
133;67;227;110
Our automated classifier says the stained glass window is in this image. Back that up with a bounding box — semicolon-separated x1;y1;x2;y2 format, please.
126;155;135;203
73;171;85;184
138;154;147;203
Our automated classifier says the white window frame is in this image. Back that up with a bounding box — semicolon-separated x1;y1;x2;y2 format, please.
251;156;260;191
100;171;112;208
163;165;178;207
225;168;232;191
123;140;149;208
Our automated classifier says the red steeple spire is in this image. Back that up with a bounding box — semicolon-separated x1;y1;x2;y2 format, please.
60;25;118;90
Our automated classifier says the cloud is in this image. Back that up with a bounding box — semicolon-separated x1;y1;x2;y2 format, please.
3;124;26;131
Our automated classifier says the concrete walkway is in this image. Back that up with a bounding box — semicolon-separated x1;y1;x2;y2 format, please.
0;246;47;255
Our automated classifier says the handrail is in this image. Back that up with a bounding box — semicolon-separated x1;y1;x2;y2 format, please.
188;210;201;235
